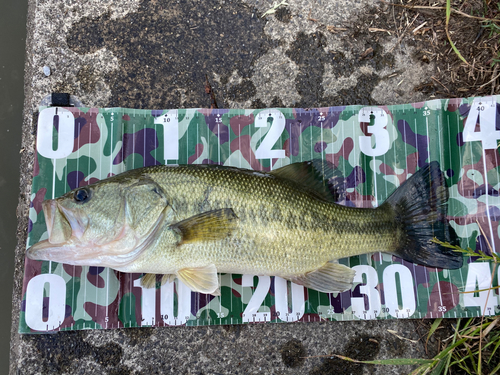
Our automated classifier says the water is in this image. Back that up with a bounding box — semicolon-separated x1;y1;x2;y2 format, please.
0;0;28;372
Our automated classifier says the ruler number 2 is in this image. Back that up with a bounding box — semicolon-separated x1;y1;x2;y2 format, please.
255;109;286;159
463;98;499;150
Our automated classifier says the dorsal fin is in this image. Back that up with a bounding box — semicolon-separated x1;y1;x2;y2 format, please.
270;160;346;203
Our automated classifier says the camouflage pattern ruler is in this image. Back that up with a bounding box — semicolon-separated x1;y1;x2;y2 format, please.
20;96;500;333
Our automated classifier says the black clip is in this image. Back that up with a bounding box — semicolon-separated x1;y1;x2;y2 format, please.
50;93;71;107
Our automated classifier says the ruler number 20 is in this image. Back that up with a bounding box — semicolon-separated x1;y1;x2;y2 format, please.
242;275;305;323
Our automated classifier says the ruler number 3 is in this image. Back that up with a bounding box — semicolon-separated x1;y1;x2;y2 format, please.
358;107;390;157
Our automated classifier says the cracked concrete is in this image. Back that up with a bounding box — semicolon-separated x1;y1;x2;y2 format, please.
25;0;435;110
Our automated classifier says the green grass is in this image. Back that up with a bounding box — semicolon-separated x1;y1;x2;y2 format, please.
445;0;469;65
333;316;500;374
481;0;500;68
444;0;500;75
409;316;500;374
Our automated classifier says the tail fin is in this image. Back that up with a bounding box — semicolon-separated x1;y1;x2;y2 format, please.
382;161;463;269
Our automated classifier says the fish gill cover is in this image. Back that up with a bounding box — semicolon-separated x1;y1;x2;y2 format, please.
20;96;500;333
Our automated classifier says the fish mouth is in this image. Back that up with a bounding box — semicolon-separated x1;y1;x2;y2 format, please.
26;238;107;266
43;200;62;243
25;199;82;262
42;199;87;244
26;238;76;262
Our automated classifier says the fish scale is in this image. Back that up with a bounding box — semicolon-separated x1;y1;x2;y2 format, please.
115;164;404;275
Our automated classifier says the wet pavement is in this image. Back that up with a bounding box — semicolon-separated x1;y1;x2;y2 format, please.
0;0;27;373
11;0;443;373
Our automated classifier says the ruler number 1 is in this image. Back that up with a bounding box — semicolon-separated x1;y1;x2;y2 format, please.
463;98;499;150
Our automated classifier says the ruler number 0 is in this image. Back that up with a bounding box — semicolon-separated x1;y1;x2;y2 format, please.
37;107;75;159
25;274;66;331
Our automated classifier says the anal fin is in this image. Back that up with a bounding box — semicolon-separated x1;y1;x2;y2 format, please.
161;274;176;285
290;262;356;293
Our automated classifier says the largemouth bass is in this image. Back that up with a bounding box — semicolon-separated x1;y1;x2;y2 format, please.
26;160;462;295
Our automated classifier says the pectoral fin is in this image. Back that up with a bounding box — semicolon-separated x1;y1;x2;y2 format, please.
170;209;238;245
177;265;220;295
289;261;356;293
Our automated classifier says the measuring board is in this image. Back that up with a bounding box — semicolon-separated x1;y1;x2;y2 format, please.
19;96;500;333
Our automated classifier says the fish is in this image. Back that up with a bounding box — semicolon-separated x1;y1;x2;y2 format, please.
26;160;463;295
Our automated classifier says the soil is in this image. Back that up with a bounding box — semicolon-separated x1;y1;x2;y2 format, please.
366;0;500;98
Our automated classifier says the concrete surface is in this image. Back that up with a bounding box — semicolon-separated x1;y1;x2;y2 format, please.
11;0;445;373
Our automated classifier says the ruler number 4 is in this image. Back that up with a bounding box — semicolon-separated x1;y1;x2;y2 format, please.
463;98;499;150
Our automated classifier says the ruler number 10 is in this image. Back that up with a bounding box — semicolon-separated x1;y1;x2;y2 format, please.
463;98;499;150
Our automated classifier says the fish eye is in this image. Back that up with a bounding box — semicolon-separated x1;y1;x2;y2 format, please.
73;188;91;203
